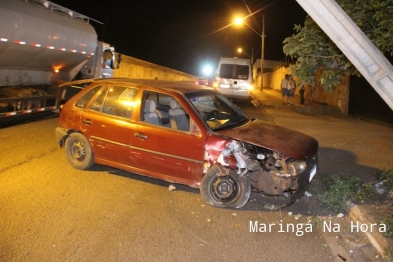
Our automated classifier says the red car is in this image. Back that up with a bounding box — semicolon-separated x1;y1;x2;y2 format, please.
194;77;209;86
56;79;318;208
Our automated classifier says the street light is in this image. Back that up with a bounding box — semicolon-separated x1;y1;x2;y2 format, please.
237;47;253;66
237;47;249;58
234;15;265;91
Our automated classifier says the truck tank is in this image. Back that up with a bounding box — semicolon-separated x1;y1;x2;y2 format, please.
0;0;98;86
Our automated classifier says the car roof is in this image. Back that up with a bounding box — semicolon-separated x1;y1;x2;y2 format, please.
77;78;214;94
58;78;129;87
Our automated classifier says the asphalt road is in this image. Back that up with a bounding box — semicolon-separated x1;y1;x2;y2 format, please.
0;106;378;262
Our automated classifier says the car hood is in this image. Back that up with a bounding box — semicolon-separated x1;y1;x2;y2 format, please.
216;119;318;160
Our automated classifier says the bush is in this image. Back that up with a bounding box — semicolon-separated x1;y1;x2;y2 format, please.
356;182;377;202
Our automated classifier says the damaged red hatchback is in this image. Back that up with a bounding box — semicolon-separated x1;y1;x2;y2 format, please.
56;79;318;208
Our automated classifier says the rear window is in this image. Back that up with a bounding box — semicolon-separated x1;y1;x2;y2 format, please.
75;86;101;108
219;64;249;80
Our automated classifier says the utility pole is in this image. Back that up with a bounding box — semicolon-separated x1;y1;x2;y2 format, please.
260;15;265;91
251;47;254;81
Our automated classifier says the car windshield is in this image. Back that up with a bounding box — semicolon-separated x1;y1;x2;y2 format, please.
185;91;250;131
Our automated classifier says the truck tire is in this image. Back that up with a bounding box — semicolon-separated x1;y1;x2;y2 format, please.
200;165;250;208
65;132;94;170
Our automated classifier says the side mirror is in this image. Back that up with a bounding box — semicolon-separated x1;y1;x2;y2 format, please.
116;54;122;69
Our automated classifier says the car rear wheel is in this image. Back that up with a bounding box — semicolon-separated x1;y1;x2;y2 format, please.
65;132;94;170
200;165;250;208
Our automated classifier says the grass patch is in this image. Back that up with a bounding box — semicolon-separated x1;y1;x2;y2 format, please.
356;182;377;202
314;173;377;213
381;214;393;238
316;174;360;213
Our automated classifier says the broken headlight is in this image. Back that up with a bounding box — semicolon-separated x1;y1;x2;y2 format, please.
287;161;306;176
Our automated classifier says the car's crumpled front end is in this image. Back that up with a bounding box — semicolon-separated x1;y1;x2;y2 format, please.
208;119;319;206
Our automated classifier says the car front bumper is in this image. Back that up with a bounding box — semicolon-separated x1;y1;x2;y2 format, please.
286;154;318;206
55;127;68;147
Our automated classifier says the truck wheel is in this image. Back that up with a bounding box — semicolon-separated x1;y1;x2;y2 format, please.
65;132;94;170
200;165;250;208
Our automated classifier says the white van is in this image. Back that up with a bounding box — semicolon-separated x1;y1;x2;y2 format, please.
213;57;253;101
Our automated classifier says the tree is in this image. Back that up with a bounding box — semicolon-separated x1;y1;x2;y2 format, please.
283;0;393;92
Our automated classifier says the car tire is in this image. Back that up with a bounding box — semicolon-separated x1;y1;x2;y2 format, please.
65;132;94;170
200;165;250;208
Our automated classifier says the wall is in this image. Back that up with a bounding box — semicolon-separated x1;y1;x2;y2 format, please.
252;59;284;89
263;65;350;114
312;70;350;115
113;53;196;82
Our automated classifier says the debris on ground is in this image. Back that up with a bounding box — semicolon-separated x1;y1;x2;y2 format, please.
168;184;176;191
263;204;277;210
375;181;385;195
294;214;302;220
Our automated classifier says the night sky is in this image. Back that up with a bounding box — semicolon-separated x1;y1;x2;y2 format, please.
52;0;307;76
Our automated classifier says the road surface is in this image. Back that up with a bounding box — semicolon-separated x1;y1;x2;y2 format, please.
0;107;377;262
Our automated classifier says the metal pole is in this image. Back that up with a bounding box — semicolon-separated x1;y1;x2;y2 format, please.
251;47;254;81
260;15;265;91
251;47;254;65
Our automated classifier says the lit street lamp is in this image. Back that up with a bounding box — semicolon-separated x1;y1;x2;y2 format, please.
237;47;253;63
234;16;265;91
237;47;248;57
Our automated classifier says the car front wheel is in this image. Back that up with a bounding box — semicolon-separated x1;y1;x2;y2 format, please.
65;132;94;170
200;165;250;208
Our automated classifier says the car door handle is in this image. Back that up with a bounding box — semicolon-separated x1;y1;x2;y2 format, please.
134;133;147;139
82;119;92;125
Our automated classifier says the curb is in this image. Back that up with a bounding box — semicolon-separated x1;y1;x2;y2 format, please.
347;201;389;257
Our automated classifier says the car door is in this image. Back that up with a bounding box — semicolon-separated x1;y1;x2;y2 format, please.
79;85;138;167
130;91;207;186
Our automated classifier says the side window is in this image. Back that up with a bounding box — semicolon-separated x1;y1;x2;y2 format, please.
115;87;138;118
89;85;138;119
75;85;101;108
142;91;190;131
147;92;158;104
103;48;114;69
157;93;172;106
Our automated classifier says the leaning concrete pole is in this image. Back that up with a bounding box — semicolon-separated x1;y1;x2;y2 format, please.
296;0;393;110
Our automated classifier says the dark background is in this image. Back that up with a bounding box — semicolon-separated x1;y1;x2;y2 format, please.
53;0;307;76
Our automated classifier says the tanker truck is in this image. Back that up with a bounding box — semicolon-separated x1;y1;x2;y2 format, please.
0;0;118;120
